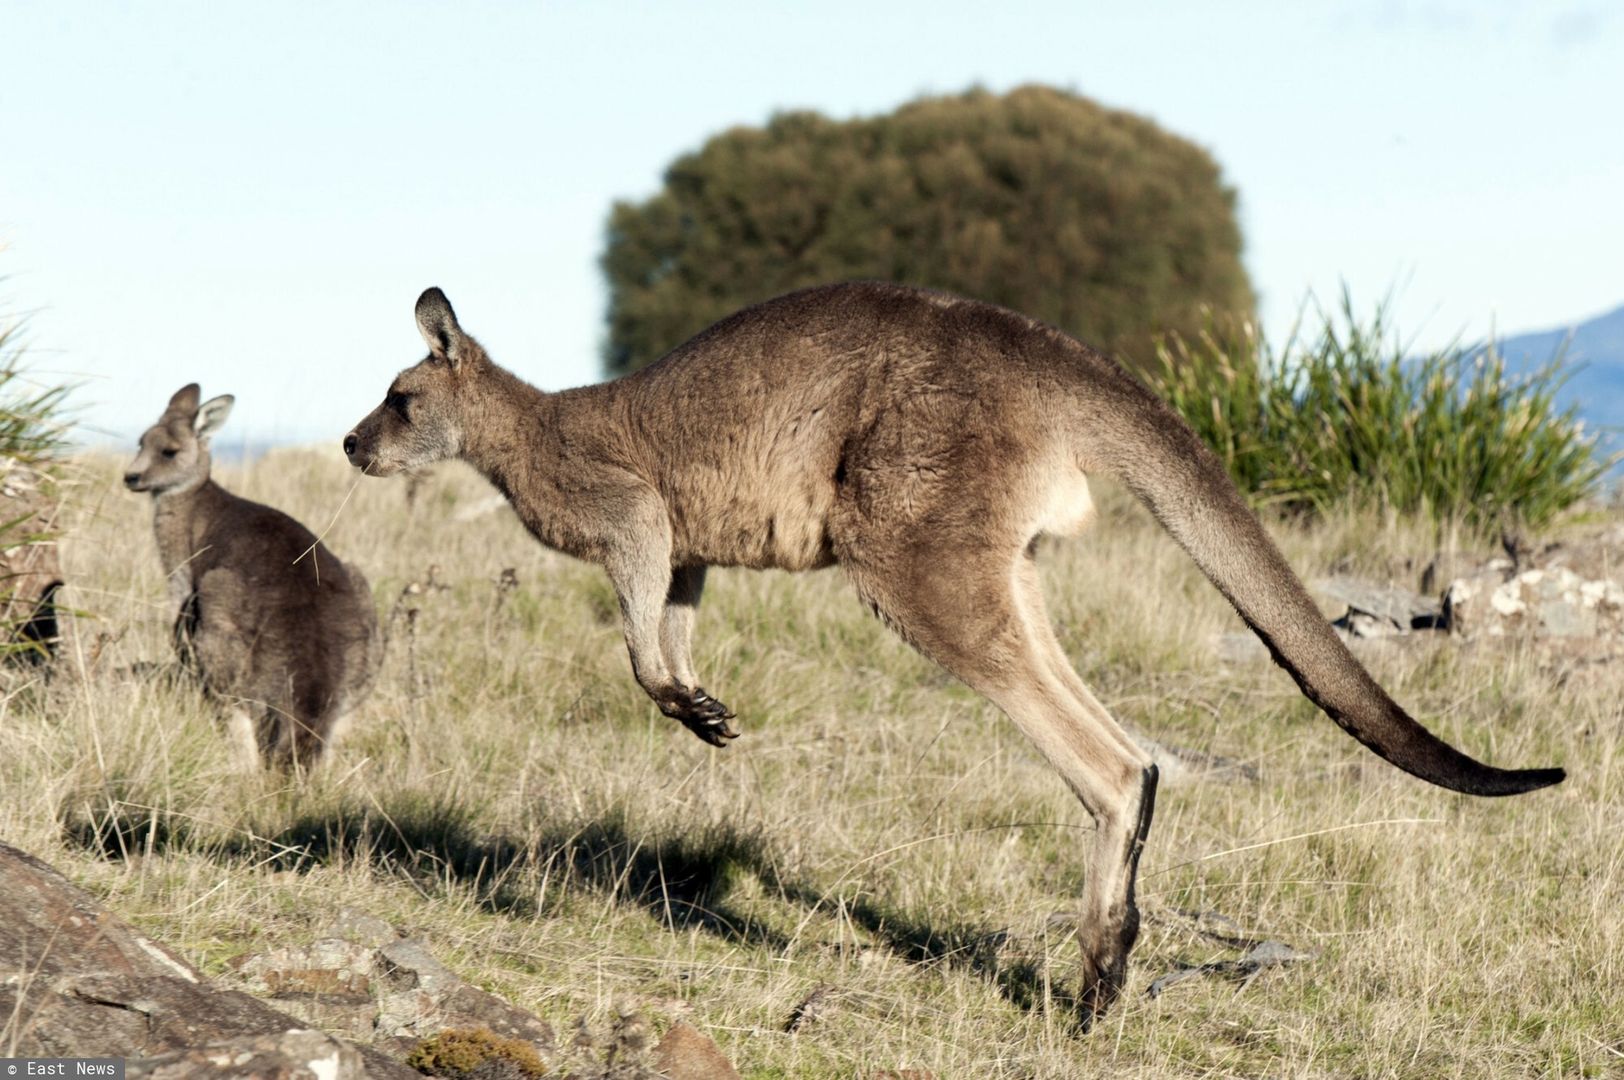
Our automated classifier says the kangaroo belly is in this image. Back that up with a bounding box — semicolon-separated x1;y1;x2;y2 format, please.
661;400;845;571
674;484;837;570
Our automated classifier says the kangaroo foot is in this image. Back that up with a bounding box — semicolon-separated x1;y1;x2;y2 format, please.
660;687;740;747
1076;905;1140;1030
1077;947;1130;1030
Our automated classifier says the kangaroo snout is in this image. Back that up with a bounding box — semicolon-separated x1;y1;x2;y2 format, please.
342;428;375;471
123;472;144;490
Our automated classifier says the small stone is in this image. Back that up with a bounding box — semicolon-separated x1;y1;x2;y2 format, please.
320;908;400;949
1489;583;1527;617
376;937;461;995
651;1022;741;1080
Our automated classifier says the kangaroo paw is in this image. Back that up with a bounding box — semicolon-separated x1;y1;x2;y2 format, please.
1076;904;1140;1031
661;688;740;747
1077;949;1130;1030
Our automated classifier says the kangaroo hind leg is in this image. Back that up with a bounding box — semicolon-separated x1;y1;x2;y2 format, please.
846;541;1157;1026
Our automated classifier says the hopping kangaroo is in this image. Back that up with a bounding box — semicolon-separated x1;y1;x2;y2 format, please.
128;385;381;770
344;284;1563;1021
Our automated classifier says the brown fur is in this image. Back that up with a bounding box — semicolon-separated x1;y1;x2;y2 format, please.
129;385;381;770
346;283;1562;1022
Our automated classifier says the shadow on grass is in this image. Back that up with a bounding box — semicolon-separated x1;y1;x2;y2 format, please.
63;793;1065;1016
63;792;787;948
776;884;1069;1015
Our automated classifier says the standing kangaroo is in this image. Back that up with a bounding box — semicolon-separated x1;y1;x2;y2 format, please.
344;284;1562;1022
127;385;381;770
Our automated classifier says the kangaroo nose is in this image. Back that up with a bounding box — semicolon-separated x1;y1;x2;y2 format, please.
123;472;141;488
343;432;358;457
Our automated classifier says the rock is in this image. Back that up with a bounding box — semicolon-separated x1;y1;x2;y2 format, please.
25;974;318;1058
650;1021;741;1080
0;843;413;1078
321;907;402;949
373;937;555;1055
1312;575;1443;635
1215;574;1440;661
1439;569;1506;637
229;938;382;1042
125;1029;369;1079
0;842;201;984
227;928;554;1061
1445;566;1624;642
376;937;462;996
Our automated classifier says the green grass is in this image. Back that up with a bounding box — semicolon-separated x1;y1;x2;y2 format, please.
0;306;72;466
0;300;72;662
3;449;1619;1078
1150;294;1614;531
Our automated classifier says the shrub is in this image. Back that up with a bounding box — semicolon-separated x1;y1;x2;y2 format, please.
1149;293;1612;530
602;84;1254;376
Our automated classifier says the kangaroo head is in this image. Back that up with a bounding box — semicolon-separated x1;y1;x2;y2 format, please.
344;287;489;477
125;384;234;495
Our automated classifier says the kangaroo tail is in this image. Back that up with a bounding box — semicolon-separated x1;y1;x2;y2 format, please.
1084;374;1563;797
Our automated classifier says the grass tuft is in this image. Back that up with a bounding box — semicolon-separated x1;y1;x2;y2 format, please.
1150;292;1615;530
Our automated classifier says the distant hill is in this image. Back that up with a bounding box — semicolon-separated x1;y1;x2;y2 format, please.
1493;302;1624;473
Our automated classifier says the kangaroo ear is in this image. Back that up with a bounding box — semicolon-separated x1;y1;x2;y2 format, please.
167;383;202;415
194;395;235;439
415;287;467;367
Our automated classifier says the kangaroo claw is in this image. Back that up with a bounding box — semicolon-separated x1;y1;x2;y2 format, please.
661;687;740;747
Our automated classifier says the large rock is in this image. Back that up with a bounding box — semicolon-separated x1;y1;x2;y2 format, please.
1312;575;1443;637
0;843;414;1078
226;936;382;1043
123;1028;368;1079
227;912;556;1060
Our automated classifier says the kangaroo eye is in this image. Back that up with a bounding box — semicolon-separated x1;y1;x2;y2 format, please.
161;448;178;459
386;391;413;421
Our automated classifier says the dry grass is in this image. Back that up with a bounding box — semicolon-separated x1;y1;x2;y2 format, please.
3;447;1620;1078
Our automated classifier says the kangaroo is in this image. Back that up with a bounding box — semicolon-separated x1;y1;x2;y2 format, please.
343;283;1563;1022
127;385;381;770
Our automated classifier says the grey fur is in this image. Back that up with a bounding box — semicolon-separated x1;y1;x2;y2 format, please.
345;283;1562;1022
129;384;381;770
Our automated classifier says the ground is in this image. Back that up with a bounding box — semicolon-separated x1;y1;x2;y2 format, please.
2;448;1618;1078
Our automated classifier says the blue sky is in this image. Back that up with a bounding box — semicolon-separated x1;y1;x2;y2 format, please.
3;1;1621;446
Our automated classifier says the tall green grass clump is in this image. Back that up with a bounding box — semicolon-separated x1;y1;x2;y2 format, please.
1149;293;1612;530
0;314;71;466
0;300;73;661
